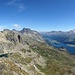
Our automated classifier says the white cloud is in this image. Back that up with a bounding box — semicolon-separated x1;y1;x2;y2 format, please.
14;24;20;28
0;26;3;29
7;0;25;12
7;0;16;5
18;4;26;12
0;26;4;31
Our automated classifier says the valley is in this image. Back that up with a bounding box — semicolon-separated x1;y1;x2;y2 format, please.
40;30;75;54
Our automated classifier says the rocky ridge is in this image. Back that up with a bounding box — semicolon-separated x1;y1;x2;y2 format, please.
0;28;75;75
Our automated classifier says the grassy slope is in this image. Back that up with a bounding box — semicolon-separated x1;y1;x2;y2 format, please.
0;44;75;75
31;45;75;75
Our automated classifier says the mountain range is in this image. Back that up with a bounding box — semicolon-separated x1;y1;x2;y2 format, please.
40;29;75;45
0;28;75;75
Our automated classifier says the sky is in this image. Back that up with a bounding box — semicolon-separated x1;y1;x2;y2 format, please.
0;0;75;31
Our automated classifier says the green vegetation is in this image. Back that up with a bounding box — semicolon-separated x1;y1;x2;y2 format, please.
21;48;31;53
0;59;29;75
29;65;42;75
32;45;75;75
10;52;32;64
21;48;27;53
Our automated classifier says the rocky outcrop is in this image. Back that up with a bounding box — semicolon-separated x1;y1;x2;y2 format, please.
0;28;75;75
0;28;46;53
20;28;34;34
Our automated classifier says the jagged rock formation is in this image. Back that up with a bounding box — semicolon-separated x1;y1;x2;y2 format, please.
0;28;75;75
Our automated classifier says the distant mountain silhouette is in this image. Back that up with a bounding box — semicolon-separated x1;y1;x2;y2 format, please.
40;29;75;45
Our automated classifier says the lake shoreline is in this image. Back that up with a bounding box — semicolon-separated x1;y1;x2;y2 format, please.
67;44;75;47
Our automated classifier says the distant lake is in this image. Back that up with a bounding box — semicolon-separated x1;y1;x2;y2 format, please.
46;38;75;55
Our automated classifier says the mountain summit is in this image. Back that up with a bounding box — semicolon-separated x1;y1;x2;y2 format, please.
20;28;33;33
68;29;75;33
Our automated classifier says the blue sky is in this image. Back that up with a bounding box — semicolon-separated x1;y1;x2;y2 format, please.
0;0;75;31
